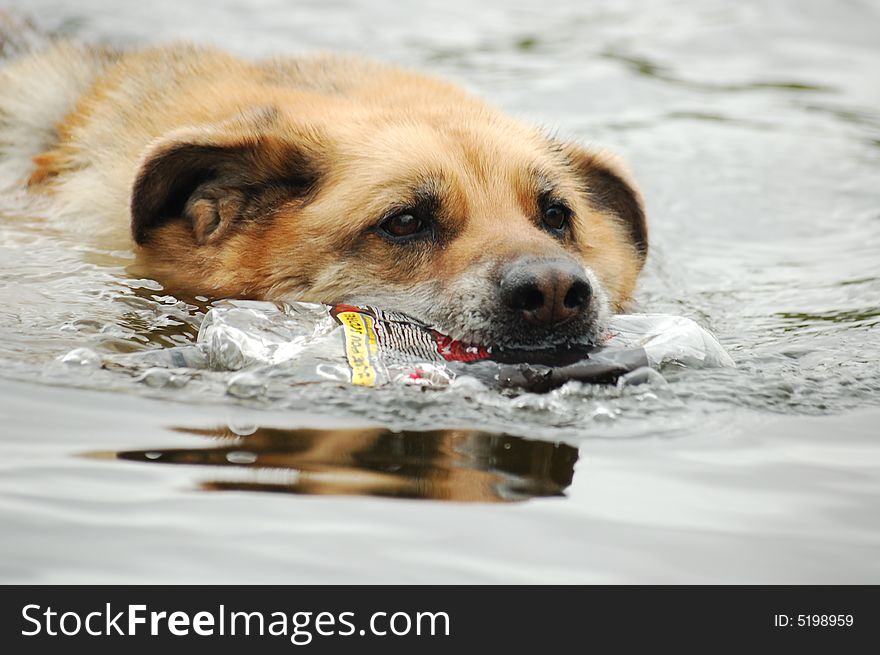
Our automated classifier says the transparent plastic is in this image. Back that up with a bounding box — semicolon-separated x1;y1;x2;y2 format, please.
105;300;734;393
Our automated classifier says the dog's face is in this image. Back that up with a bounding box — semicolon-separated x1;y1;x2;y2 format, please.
132;105;646;348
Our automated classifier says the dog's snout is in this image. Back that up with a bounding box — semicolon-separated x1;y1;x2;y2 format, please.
500;258;592;326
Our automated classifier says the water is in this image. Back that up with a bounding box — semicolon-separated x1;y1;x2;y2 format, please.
1;0;879;582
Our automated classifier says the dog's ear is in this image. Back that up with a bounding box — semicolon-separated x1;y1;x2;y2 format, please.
131;108;322;245
562;144;648;260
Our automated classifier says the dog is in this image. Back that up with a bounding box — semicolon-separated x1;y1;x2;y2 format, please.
0;37;647;348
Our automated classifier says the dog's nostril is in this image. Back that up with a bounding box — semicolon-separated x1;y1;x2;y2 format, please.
513;286;545;312
564;279;591;310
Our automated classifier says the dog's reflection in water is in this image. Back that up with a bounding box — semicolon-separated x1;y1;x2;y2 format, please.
108;427;579;503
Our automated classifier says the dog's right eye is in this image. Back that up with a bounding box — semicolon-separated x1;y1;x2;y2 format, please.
378;213;430;240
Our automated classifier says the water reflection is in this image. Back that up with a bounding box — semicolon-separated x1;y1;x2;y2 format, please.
101;427;579;503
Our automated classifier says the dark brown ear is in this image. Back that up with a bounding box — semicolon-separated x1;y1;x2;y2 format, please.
131;110;322;245
563;145;648;259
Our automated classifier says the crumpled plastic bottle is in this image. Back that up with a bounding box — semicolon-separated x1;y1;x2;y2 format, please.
102;300;734;393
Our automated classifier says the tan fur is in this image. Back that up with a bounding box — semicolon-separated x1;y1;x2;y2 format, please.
2;41;647;343
146;426;576;502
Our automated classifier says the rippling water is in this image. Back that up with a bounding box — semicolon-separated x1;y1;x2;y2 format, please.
1;0;879;582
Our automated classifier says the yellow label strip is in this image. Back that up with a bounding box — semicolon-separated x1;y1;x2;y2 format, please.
337;311;379;386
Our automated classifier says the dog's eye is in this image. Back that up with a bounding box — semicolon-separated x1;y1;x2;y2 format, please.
542;204;571;232
379;213;428;239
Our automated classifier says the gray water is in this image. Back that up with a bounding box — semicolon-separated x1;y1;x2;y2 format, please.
1;0;879;582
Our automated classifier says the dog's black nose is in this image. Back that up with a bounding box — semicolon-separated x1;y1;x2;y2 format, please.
500;258;592;326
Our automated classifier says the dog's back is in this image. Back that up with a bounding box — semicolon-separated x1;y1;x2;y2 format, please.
0;14;115;189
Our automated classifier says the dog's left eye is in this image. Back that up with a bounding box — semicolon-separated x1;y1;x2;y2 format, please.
542;204;571;232
378;213;429;240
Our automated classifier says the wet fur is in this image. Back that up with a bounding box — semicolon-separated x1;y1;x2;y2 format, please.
0;38;647;346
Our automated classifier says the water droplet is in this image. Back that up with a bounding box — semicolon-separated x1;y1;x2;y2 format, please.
125;278;164;291
226;451;257;464
59;347;101;367
591;406;616;422
511;394;550;412
226;372;265;398
137;367;174;387
227;412;258;436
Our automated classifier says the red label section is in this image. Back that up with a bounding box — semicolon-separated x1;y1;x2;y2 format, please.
432;331;491;363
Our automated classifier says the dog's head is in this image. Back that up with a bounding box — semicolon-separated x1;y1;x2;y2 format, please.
131;101;646;348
